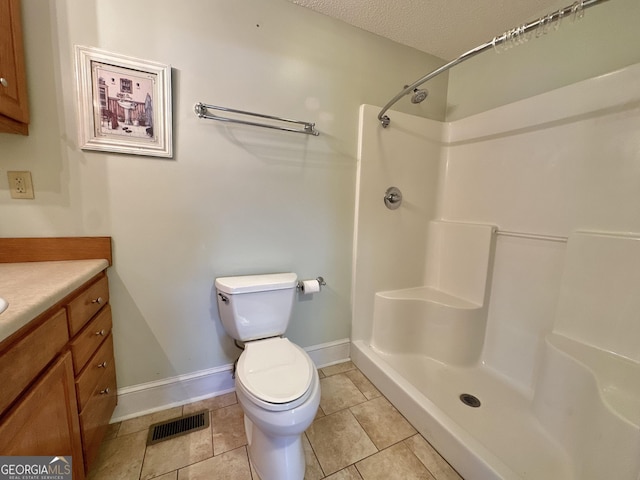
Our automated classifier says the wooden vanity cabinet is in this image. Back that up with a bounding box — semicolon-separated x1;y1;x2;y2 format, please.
0;0;29;134
0;269;116;479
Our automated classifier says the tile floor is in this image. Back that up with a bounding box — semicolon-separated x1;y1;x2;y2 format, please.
89;361;463;480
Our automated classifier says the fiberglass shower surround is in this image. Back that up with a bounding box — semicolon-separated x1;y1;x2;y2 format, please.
351;60;640;480
352;2;633;478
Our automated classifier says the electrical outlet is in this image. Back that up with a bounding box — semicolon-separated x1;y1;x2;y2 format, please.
7;171;35;199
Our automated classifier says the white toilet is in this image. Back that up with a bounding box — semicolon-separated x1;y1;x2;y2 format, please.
214;272;321;480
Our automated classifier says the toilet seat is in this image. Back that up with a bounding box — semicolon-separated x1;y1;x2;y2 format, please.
236;337;315;412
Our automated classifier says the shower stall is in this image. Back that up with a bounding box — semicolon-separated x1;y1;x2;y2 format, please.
350;60;640;480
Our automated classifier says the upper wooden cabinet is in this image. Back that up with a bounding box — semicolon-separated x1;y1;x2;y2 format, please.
0;0;29;135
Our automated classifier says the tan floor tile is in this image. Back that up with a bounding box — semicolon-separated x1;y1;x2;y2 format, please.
306;409;377;476
321;361;356;377
150;472;178;480
302;432;324;480
350;396;416;450
183;392;237;415
404;435;463;480
319;374;367;415
344;369;381;400
324;465;363;480
140;427;213;480
119;406;184;436
88;430;147;480
91;364;463;480
212;403;247;455
177;446;251;480
356;443;436;480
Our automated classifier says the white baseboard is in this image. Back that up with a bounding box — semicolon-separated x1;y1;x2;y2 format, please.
111;338;350;423
303;338;351;368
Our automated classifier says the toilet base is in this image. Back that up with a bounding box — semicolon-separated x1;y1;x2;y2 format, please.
244;415;305;480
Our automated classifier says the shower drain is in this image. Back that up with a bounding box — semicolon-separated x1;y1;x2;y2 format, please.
459;393;481;408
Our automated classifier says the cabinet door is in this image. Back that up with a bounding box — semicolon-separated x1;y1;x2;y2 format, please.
79;359;117;472
0;0;29;133
0;352;85;480
0;308;69;416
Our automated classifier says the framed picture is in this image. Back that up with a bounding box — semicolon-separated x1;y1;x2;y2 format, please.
75;46;173;158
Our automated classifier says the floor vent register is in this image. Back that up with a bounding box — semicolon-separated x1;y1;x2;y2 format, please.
146;410;209;446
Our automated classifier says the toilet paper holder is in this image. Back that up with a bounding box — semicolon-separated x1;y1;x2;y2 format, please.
297;276;326;291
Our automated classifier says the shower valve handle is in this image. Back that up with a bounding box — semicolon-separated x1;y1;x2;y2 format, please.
384;186;403;210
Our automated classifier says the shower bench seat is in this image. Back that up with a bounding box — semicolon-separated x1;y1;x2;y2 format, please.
375;286;480;309
372;286;485;366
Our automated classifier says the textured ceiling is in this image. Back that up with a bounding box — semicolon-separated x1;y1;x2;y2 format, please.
288;0;565;60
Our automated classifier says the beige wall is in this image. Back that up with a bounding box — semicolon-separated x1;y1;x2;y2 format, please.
446;0;640;120
0;0;446;388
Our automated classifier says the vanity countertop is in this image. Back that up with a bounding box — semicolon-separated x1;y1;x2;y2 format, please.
0;259;109;342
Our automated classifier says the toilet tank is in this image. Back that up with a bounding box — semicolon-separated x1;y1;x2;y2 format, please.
215;273;298;342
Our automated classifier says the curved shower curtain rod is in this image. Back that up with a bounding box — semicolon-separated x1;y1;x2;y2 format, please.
378;0;611;127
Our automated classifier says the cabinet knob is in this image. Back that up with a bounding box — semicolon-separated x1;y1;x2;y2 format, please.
100;387;110;395
0;78;7;87
95;329;106;336
97;361;108;368
91;296;103;305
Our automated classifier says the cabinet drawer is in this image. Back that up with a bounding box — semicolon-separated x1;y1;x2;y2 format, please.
67;274;109;337
75;334;115;411
79;363;117;472
0;309;69;415
69;304;112;374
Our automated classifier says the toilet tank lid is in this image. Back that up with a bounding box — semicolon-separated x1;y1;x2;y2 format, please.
215;273;298;294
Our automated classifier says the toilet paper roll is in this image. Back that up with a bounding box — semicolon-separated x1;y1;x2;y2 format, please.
301;279;320;294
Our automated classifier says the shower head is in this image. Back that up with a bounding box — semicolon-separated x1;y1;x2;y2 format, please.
410;88;429;104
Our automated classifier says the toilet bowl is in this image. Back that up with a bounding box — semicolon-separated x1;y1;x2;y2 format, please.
236;338;320;480
214;273;321;480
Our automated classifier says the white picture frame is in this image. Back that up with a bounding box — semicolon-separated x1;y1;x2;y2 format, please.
75;46;173;158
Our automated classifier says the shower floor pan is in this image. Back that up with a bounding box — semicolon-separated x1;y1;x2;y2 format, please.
351;340;571;480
